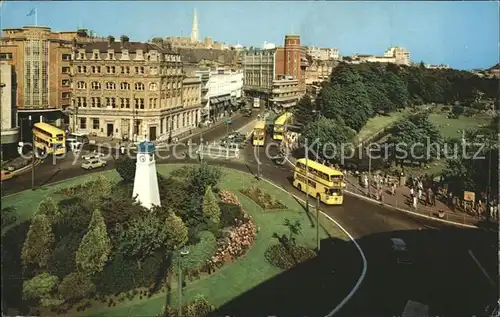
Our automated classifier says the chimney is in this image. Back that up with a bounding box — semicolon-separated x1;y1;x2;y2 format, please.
107;35;115;45
120;35;129;44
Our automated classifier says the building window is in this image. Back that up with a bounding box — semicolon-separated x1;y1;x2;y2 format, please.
0;52;13;60
93;52;99;60
77;97;87;108
77;81;86;89
108;52;114;60
106;66;116;74
135;82;144;90
61;66;70;74
61;79;70;87
80;118;87;129
111;97;116;108
135;98;145;109
92;119;100;129
62;92;71;99
120;82;130;90
78;52;85;60
91;66;101;74
120;66;130;74
77;66;87;73
149;83;158;91
135;66;144;74
125;98;130;108
105;82;116;90
91;82;101;90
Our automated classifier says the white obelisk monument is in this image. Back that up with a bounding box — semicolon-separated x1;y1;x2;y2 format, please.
132;141;161;209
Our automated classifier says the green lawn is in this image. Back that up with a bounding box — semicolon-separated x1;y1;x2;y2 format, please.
356;109;408;143
3;164;348;317
429;113;492;139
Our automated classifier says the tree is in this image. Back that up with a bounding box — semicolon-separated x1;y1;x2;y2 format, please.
75;209;112;276
293;95;315;127
202;186;221;224
383;71;409;108
36;197;60;223
22;272;59;302
165;211;188;251
21;213;55;268
58;272;96;302
283;218;302;245
115;155;136;183
116;212;169;259
300;116;355;160
185;164;223;196
1;206;16;230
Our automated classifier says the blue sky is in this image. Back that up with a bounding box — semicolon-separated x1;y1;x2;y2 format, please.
1;1;498;70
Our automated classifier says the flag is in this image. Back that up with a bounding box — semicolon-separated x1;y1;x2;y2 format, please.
26;8;35;16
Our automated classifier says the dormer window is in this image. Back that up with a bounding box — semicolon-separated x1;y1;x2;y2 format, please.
93;52;99;60
108;52;114;60
79;52;85;60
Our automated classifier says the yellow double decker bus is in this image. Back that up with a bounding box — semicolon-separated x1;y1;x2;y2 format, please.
273;112;293;141
33;122;66;156
292;158;345;205
252;121;266;146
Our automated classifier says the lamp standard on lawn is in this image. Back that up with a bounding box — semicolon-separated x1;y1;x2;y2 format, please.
178;246;190;317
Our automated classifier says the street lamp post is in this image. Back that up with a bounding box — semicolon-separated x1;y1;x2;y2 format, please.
368;148;372;198
226;119;232;159
31;122;35;191
178;247;190;317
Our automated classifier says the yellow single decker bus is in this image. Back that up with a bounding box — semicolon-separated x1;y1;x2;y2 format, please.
33;122;66;156
292;158;346;205
273;112;293;141
252;120;266;146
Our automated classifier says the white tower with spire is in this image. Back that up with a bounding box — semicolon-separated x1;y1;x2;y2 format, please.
132;141;161;210
190;8;199;42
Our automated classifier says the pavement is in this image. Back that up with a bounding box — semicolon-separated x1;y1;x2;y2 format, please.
2;127;498;316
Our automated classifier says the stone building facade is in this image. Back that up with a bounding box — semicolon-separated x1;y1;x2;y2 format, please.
70;36;201;141
243;34;307;109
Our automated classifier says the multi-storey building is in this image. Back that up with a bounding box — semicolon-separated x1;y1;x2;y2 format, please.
0;26;99;140
243;34;307;109
70;35;201;141
306;46;340;61
305;58;337;85
425;64;450;69
384;46;410;66
0;61;19;157
195;67;243;122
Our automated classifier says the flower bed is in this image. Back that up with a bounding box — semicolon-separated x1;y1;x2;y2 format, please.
210;191;257;267
239;186;287;211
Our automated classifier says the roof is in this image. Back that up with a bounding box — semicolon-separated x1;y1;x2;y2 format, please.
274;112;293;125
137;141;156;153
177;48;237;64
488;63;500;71
83;41;175;54
34;122;64;135
295;158;344;176
390;238;407;248
254;121;266;130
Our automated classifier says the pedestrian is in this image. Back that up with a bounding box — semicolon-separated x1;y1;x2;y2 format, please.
413;195;418;209
432;191;436;206
418;187;422;201
391;182;396;195
410;187;414;198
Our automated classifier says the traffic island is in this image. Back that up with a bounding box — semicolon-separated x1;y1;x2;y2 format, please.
1;164;357;317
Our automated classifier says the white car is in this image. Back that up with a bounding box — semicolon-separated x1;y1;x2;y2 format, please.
81;158;107;170
81;152;105;161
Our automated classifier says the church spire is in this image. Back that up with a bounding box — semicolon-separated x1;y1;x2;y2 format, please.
190;8;199;42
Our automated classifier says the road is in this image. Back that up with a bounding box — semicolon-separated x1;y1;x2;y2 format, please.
2;124;498;316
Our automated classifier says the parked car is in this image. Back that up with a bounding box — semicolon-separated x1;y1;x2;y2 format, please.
81;152;105;161
1;170;14;182
81;158;107;170
390;238;412;265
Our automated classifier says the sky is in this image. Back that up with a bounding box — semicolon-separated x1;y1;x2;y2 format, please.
1;1;498;70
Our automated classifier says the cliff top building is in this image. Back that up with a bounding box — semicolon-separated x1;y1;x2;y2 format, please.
306;46;340;61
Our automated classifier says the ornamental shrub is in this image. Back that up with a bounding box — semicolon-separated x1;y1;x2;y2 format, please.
49;232;83;278
219;203;247;228
264;244;316;269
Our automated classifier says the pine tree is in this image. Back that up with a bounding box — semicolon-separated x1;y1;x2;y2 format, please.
202;185;221;224
36;197;60;223
165;211;188;251
21;213;55;268
75;209;112;276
